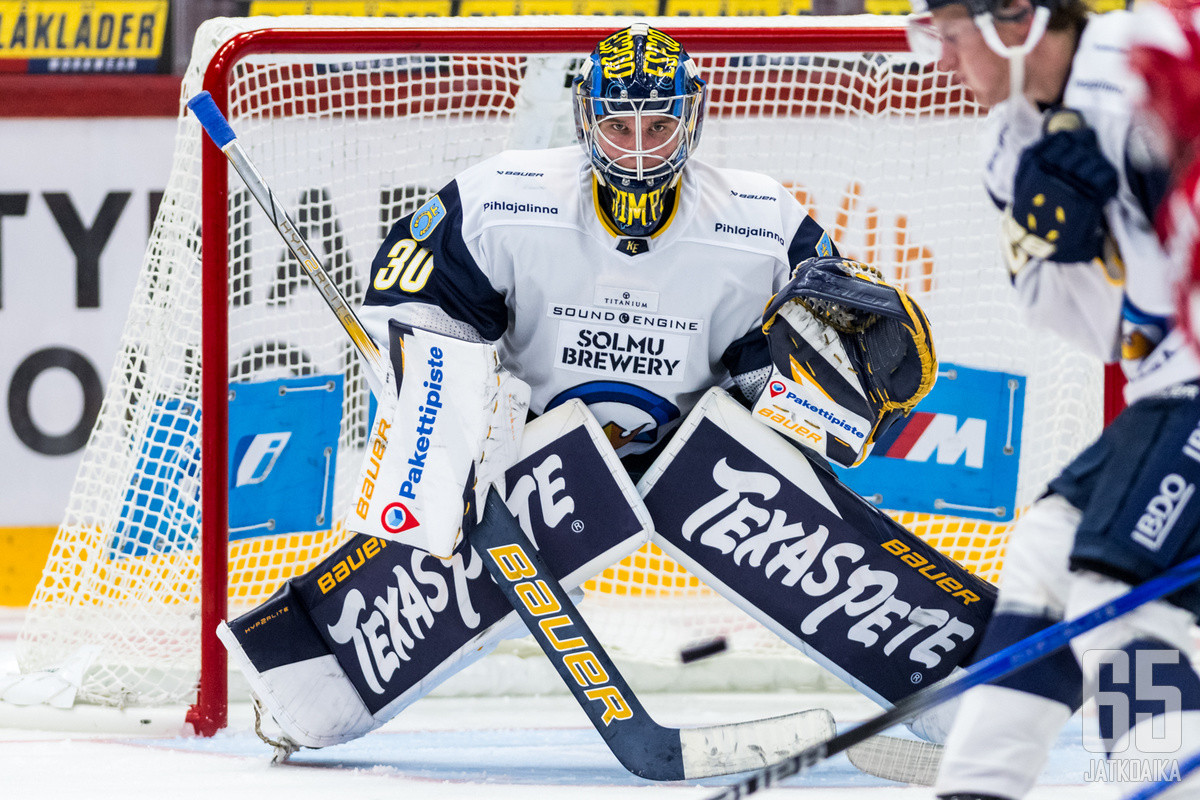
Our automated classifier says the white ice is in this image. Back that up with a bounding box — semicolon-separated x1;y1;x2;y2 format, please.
0;608;1117;800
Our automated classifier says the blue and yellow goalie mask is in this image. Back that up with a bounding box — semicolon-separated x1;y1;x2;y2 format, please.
574;24;707;236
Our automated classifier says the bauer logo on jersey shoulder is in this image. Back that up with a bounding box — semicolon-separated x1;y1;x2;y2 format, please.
410;195;446;242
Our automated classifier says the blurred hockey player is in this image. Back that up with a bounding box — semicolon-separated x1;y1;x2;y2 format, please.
908;0;1200;796
1133;1;1200;349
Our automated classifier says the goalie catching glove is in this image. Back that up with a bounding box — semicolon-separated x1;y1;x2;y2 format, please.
348;322;531;558
753;256;936;468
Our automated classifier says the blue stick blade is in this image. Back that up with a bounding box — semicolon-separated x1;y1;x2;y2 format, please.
187;90;236;148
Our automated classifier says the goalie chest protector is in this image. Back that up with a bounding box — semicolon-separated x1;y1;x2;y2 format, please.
639;388;995;707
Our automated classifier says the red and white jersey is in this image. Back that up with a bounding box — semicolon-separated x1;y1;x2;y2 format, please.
1159;159;1200;353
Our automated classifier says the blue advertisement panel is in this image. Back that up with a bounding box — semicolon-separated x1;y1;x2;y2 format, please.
110;397;200;557
227;375;344;540
834;362;1025;522
110;376;344;557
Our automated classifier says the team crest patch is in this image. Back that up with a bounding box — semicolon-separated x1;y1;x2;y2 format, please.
410;196;446;242
546;381;680;450
816;231;833;257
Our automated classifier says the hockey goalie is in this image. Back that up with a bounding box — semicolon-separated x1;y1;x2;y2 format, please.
217;23;995;777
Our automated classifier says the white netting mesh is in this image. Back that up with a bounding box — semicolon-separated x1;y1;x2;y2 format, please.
17;15;1103;707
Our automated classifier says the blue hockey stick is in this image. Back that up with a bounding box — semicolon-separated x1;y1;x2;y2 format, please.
1126;752;1200;800
707;549;1200;799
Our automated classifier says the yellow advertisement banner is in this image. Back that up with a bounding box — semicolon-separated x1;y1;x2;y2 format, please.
0;1;168;58
249;1;452;14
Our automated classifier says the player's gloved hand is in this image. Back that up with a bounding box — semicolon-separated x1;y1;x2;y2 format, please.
1003;109;1120;274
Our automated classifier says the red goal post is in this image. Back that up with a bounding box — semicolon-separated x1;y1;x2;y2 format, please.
17;15;1108;737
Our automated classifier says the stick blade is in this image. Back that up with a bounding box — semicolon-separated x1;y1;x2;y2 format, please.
679;708;835;779
846;734;943;785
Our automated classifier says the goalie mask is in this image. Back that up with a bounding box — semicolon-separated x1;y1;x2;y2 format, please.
754;257;937;468
574;24;706;237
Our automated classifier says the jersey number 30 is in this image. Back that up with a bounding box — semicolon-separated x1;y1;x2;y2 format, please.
374;238;434;293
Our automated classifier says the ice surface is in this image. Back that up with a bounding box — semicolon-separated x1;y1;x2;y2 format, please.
0;608;1117;800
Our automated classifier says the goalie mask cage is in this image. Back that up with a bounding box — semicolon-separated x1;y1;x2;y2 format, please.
16;15;1106;736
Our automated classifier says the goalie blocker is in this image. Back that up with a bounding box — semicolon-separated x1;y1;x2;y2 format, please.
348;322;530;558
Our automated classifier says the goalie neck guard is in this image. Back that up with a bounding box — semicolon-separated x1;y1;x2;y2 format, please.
757;257;937;468
573;24;706;237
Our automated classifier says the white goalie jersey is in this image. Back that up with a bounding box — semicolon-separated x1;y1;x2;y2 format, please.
980;10;1200;403
359;146;836;456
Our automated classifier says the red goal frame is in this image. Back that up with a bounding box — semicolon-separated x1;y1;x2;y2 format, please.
191;23;1123;737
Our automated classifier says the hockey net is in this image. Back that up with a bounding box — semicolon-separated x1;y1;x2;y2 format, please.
16;15;1104;731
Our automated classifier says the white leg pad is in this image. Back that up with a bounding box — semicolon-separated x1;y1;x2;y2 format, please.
934;684;1073;799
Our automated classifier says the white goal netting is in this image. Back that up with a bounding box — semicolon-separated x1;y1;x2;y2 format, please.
17;14;1103;713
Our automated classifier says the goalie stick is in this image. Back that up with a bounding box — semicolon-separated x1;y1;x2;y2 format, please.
705;548;1200;799
186;92;391;386
472;488;834;779
845;735;942;786
187;90;836;780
